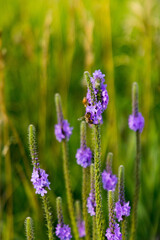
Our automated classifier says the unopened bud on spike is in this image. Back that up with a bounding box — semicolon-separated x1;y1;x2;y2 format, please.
56;197;64;226
24;217;34;240
28;124;39;168
55;93;64;125
132;82;139;117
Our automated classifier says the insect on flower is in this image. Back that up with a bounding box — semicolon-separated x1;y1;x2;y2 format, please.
85;112;93;124
82;97;88;107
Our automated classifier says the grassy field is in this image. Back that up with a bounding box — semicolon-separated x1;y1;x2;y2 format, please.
0;0;160;239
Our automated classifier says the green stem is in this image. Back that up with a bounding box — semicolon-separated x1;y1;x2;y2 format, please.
62;140;79;240
92;216;97;240
118;166;127;240
122;216;127;240
94;124;104;239
130;131;141;240
42;195;54;240
25;217;34;240
82;167;90;240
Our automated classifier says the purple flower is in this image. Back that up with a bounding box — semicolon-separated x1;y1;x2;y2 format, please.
128;112;144;133
105;222;122;240
86;101;103;124
102;171;117;191
56;224;72;240
85;70;109;125
55;119;73;142
115;201;131;222
87;192;96;216
93;70;105;83
78;221;85;238
31;167;51;196
101;88;109;110
76;147;92;168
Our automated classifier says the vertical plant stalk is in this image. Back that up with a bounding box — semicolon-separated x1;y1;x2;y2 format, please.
0;33;13;240
80;121;90;239
82;167;90;240
62;140;79;240
92;216;97;240
24;217;34;240
108;190;114;230
90;164;97;240
85;73;104;238
29;125;54;240
94;124;104;240
118;166;126;240
130;132;140;240
55;93;79;239
130;83;141;240
122;217;126;240
42;195;54;240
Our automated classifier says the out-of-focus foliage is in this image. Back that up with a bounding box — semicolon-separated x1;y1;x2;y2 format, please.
0;0;160;239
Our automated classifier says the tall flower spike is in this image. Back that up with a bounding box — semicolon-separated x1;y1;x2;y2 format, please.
115;166;130;240
105;191;122;240
87;164;96;216
128;82;144;133
75;201;85;238
84;71;108;238
76;121;92;168
24;217;34;240
55;94;79;240
102;153;117;191
28;125;54;240
84;70;109;125
55;93;73;142
29;125;51;196
78;122;91;240
56;197;72;240
130;83;142;240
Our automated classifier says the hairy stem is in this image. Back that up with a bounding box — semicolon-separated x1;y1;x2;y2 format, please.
118;166;127;240
25;217;34;240
130;131;141;240
94;124;104;239
82;167;90;240
122;216;127;240
62;140;79;240
42;195;54;240
92;216;97;240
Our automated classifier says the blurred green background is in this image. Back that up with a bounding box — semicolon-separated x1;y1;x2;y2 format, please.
0;0;160;239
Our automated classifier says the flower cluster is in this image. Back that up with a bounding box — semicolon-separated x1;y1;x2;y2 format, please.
102;171;117;191
85;70;109;124
31;167;51;196
55;119;73;142
105;222;122;240
106;191;122;240
115;201;130;222
87;192;96;216
77;221;85;238
128;112;144;132
56;224;72;240
76;147;92;168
